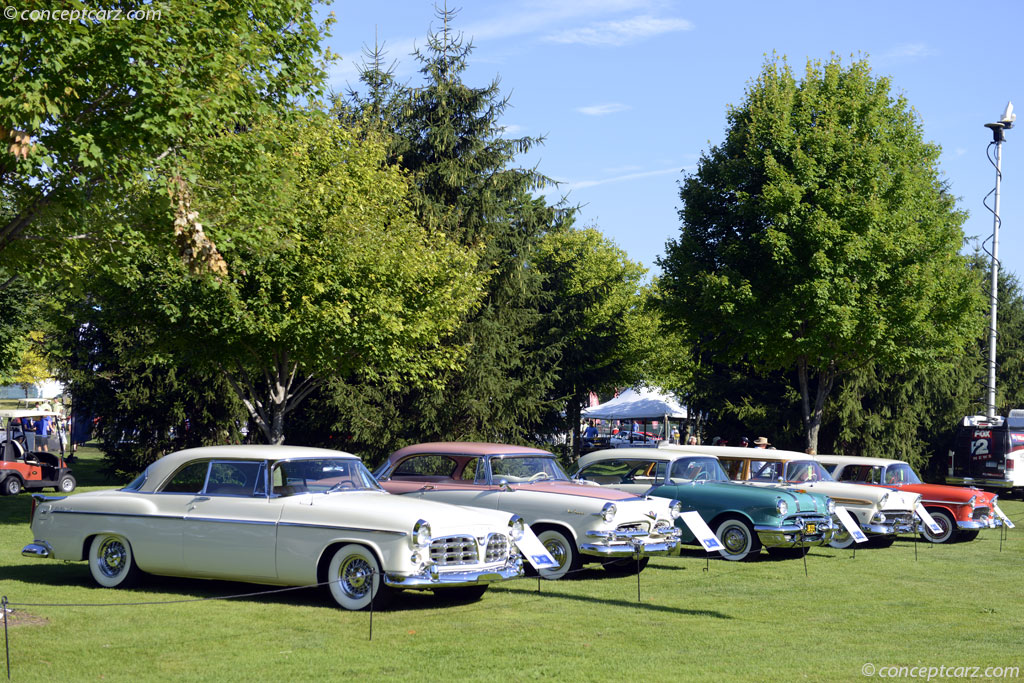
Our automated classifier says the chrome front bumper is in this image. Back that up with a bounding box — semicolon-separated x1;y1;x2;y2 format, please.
755;519;837;547
22;541;53;559
580;526;681;558
956;517;1002;530
384;556;523;589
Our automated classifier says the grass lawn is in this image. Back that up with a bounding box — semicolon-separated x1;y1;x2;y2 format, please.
2;445;1022;682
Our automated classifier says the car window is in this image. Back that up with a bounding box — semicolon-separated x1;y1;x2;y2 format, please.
206;461;263;496
750;461;779;481
669;457;728;482
578;460;631;484
491;456;569;483
719;458;745;480
460;457;478;481
161;461;210;493
884;464;921;485
272;458;381;495
392;455;458;479
836;465;881;484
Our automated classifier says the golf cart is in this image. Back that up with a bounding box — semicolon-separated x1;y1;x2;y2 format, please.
0;409;76;495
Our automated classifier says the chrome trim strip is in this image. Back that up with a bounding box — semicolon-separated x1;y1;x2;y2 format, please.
579;540;679;557
277;521;407;536
47;510;408;536
383;562;522;588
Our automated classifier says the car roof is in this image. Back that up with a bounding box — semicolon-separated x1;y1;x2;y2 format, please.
659;444;813;462
0;409;62;419
577;448;720;471
388;441;553;463
142;445;360;489
812;453;904;468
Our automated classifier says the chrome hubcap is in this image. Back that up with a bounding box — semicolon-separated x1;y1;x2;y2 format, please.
338;556;373;599
543;539;567;568
722;526;748;553
98;538;126;578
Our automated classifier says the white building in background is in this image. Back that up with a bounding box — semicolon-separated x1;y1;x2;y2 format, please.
0;379;65;400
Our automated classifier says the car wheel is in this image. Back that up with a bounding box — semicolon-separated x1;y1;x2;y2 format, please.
89;534;142;588
829;522;856;549
601;556;649;576
438;585;489;603
921;509;957;544
2;476;22;496
715;518;760;561
57;474;76;493
327;544;392;611
536;529;580;580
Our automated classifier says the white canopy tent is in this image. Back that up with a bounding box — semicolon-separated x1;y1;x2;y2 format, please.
582;387;687;445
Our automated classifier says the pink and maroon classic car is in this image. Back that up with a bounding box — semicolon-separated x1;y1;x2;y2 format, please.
374;442;682;579
815;454;1007;543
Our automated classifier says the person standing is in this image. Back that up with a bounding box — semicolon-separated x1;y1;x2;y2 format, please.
753;436;770;449
35;414;52;452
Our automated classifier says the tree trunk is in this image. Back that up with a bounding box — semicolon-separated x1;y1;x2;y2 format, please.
221;350;320;445
568;397;583;463
797;356;836;455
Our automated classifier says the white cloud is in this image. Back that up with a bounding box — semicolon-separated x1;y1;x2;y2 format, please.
543;15;693;47
578;102;631;116
880;42;937;60
554;165;682;192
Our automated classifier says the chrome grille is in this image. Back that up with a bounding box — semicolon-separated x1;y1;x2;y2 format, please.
973;507;991;521
887;512;916;526
430;536;478;566
484;534;509;563
617;522;650;534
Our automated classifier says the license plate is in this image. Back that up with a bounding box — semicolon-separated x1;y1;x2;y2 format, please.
805;523;816;534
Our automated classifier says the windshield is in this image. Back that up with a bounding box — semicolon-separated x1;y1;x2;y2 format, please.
782;460;835;483
490;455;570;483
272;458;382;496
669;457;730;483
883;463;922;485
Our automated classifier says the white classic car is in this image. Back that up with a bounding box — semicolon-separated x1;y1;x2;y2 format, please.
374;442;683;579
672;445;924;548
22;445;526;610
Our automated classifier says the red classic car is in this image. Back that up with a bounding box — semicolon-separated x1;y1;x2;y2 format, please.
815;454;1005;543
373;442;682;579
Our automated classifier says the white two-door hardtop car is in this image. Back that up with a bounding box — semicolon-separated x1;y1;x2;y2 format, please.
22;445;526;610
374;442;683;579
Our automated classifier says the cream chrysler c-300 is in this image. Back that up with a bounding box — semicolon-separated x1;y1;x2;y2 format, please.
22;445;525;610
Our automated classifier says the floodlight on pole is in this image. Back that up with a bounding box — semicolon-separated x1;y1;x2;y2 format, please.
983;101;1015;419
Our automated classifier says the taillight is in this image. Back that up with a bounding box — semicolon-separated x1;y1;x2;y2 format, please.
29;495;37;525
1008;459;1015;471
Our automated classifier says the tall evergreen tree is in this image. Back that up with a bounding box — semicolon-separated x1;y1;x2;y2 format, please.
327;7;566;461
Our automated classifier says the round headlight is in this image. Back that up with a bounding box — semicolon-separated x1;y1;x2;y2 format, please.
826;497;836;515
967;495;977;510
509;515;525;542
776;498;788;516
670;500;683;517
601;502;617;523
878;492;889;507
413;519;431;548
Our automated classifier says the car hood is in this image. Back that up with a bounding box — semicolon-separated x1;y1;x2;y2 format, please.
739;480;920;510
283;490;515;537
881;483;996;505
510;481;643;501
662;480;828;513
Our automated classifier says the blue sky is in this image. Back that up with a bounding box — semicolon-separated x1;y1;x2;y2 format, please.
322;0;1024;282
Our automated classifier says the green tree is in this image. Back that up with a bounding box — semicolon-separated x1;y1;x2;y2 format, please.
139;111;483;444
330;8;565;456
659;56;983;453
0;0;330;281
535;226;660;459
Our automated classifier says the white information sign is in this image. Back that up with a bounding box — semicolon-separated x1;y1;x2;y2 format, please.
834;506;868;543
915;504;943;535
679;510;724;553
993;503;1016;529
516;525;558;570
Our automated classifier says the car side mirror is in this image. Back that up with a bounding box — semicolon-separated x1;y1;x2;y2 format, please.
498;478;513;492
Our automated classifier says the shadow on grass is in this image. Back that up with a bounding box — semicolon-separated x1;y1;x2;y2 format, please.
2;562;505;613
494;578;733;619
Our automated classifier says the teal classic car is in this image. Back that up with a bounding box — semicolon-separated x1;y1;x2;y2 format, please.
573;448;837;560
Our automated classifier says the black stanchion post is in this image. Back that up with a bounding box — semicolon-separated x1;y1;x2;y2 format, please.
3;595;10;680
913;531;918;562
800;532;808;578
635;552;641;604
368;572;374;642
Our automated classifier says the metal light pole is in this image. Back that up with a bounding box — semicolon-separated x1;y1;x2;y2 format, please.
984;102;1016;419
